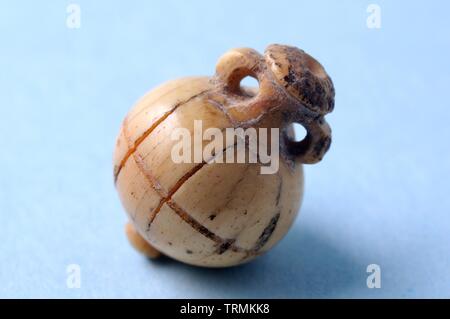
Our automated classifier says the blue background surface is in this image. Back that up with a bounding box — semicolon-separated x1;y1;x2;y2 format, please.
1;0;449;298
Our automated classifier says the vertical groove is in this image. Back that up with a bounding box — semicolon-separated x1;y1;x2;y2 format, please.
114;89;209;183
147;162;206;227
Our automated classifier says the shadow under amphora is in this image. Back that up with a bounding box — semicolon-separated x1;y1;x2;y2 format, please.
150;218;366;298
